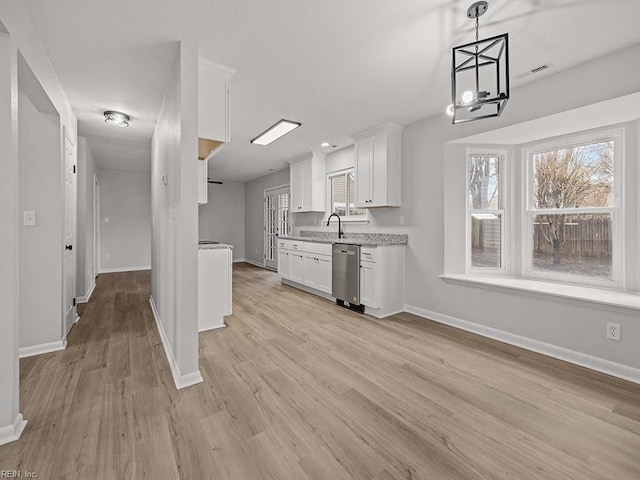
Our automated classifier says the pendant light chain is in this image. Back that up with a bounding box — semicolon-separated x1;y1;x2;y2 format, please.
475;14;479;53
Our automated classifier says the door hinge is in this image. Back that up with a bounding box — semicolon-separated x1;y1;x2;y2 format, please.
73;298;76;307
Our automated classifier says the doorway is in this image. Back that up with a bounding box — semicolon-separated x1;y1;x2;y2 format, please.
264;185;290;270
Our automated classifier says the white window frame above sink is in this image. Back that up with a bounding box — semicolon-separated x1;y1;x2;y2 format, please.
326;168;369;224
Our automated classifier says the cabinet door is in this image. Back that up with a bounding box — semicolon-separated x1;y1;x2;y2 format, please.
316;256;332;294
360;261;378;307
290;253;305;283
300;159;313;211
370;135;388;206
198;70;230;142
278;250;291;279
290;162;304;211
197;158;208;205
226;249;233;315
355;140;372;207
304;254;317;289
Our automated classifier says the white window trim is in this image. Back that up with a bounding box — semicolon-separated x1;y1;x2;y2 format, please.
521;128;624;289
466;148;508;275
326;168;369;223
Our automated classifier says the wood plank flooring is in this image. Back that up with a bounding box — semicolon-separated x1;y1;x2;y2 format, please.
1;263;640;479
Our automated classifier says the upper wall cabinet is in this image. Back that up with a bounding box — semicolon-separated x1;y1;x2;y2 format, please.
289;152;326;212
352;122;403;208
198;59;235;158
197;158;208;205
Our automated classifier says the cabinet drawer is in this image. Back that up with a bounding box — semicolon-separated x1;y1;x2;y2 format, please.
360;247;377;262
305;241;332;256
279;239;305;251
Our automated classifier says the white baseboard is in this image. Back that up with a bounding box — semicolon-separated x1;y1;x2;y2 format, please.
0;414;27;446
243;259;265;268
148;297;203;390
404;304;640;385
232;258;246;264
76;281;96;304
100;266;151;274
19;339;67;359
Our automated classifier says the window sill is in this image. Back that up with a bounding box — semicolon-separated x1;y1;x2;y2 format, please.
440;273;640;313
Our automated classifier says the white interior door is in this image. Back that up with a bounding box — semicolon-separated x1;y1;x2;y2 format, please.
264;185;289;269
63;134;76;336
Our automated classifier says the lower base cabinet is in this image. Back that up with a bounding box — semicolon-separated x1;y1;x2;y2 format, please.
359;261;378;308
290;253;305;283
278;250;291;278
278;239;405;318
278;240;332;295
198;247;232;332
304;253;332;294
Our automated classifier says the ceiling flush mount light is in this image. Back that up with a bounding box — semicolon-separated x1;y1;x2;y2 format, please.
450;1;509;124
320;142;331;147
104;110;130;127
250;119;301;146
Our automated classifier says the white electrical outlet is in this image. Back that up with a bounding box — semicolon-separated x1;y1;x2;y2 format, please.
399;215;405;226
104;216;110;223
105;253;110;261
606;322;621;342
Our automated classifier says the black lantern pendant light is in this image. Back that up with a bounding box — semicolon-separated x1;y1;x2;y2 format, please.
450;1;509;124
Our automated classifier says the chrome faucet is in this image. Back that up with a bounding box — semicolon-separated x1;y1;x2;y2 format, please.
326;213;344;238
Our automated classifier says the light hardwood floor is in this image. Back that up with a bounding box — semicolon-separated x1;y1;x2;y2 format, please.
1;264;639;479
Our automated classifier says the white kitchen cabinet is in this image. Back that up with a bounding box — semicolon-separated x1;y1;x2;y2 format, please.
198;247;232;332
197;158;208;205
289;152;326;212
316;255;332;294
277;238;405;318
304;254;319;290
303;253;332;294
359;260;378;308
358;245;404;317
353;122;403;208
278;240;332;295
278;249;291;279
290;252;305;283
198;59;235;143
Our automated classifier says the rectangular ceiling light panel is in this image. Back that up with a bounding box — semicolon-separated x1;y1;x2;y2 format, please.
251;119;301;145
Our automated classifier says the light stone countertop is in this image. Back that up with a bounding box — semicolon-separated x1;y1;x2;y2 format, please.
198;243;234;250
279;231;408;247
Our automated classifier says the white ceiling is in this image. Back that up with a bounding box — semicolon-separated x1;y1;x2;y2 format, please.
23;0;640;181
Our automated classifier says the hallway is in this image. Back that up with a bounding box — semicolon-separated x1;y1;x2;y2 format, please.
1;265;640;479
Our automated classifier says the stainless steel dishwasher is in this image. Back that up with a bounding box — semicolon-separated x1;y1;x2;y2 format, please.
332;243;365;313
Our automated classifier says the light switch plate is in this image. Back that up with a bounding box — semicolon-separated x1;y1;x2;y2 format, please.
104;216;110;223
23;211;36;226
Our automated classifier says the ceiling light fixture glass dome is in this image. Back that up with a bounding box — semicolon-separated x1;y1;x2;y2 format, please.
104;110;131;127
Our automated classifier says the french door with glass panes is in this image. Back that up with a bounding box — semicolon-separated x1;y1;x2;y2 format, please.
264;185;290;269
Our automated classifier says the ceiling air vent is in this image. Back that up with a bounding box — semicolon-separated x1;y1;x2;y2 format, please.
530;62;553;74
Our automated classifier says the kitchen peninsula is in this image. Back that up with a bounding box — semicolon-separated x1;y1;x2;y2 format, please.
198;241;233;332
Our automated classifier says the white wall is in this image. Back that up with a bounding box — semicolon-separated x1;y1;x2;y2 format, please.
0;0;77;445
98;169;151;272
244;168;290;265
76;137;97;297
198;181;245;261
18;81;62;351
150;40;201;388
